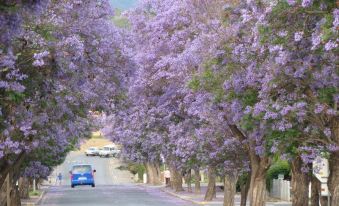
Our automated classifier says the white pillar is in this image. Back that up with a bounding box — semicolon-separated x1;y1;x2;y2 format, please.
143;173;147;184
33;179;36;192
201;172;205;182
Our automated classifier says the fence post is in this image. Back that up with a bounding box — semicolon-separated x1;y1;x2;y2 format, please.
288;180;290;201
283;180;288;201
33;179;36;192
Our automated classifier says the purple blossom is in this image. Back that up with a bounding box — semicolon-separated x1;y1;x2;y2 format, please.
302;0;313;8
294;31;303;42
32;51;49;67
324;128;331;137
32;59;45;67
334;95;339;104
311;33;321;50
253;102;267;116
244;106;252;114
314;104;325;114
33;51;49;59
301;166;310;173
333;9;339;28
23;161;50;179
286;0;296;6
278;30;288;37
0;81;9;89
324;40;337;51
255;146;265;157
263;111;278;120
241;9;252;23
326;109;337;116
328;144;339;152
275;51;289;65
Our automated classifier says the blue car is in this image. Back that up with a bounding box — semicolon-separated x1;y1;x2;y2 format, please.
70;164;96;188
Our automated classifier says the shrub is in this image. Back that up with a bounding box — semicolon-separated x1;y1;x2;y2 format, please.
266;160;291;191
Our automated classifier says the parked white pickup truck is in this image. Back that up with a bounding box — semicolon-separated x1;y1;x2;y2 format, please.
99;145;120;157
85;147;100;156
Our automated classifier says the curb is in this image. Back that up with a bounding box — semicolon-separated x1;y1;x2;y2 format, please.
160;188;292;206
21;188;47;206
36;190;45;205
136;184;204;205
159;188;222;205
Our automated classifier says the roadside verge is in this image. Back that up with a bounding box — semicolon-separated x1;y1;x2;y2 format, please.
21;185;49;206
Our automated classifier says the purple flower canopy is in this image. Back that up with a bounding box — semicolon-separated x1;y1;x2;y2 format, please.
1;0;338;186
1;0;133;177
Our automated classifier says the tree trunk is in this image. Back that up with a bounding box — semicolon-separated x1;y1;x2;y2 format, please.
185;169;192;193
0;153;25;188
328;149;339;206
249;155;270;206
10;185;21;206
320;197;328;206
291;156;310;206
194;167;201;194
18;177;30;199
223;173;238;206
204;166;216;201
145;162;161;185
169;165;184;192
311;175;320;206
240;173;250;206
328;117;339;206
227;124;269;206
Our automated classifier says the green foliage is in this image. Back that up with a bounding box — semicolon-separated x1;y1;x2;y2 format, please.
320;14;335;41
271;1;289;17
29;190;42;197
91;131;103;139
34;24;57;41
318;87;336;106
188;76;200;91
258;25;271;44
240;114;255;131
199;67;227;102
118;162;146;181
113;17;130;28
6;91;25;103
266;160;291;191
236;172;249;192
241;89;258;107
0;4;18;12
112;8;130;28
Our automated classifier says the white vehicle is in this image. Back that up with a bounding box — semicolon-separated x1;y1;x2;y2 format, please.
85;147;99;156
99;145;119;157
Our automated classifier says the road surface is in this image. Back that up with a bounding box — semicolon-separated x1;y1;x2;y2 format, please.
40;152;194;206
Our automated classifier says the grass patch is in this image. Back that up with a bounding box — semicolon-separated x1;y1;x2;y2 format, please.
29;190;41;197
91;131;103;139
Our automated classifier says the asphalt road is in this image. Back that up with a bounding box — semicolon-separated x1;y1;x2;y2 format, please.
49;152;134;186
40;185;195;206
40;152;194;206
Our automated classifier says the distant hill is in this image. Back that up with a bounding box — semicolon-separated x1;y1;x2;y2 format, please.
110;0;138;10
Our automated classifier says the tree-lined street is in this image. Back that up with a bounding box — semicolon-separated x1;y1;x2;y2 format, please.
1;0;338;206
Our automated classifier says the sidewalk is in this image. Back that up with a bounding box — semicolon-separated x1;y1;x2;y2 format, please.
143;184;292;206
21;185;49;206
